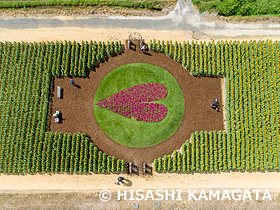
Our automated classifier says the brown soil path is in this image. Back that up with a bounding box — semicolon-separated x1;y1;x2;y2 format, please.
1;172;280;209
50;45;224;163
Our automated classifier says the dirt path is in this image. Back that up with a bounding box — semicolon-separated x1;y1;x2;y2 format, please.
221;78;227;130
0;28;196;43
1;171;280;209
1;0;280;38
0;172;280;191
1;190;279;210
51;45;224;163
0;27;280;44
0;1;280;206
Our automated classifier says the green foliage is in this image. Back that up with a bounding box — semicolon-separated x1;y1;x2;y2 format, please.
153;158;158;171
150;39;228;76
39;132;124;173
0;0;165;11
50;40;122;77
0;41;125;174
191;0;280;16
217;0;240;16
153;39;280;173
93;63;185;148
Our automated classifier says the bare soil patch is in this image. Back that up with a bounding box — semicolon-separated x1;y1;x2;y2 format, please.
0;4;176;18
50;43;224;163
1;191;279;210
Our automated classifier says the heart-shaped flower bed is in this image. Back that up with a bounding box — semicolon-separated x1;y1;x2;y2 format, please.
96;83;168;122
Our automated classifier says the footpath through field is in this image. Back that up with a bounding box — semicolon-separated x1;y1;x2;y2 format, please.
0;172;280;192
0;1;280;206
1;0;280;39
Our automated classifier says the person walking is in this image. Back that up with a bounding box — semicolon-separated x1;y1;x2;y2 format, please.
118;177;125;183
70;79;75;85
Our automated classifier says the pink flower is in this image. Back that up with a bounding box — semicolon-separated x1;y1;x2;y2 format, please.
96;83;168;122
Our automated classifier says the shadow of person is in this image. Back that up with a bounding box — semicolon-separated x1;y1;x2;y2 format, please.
143;52;152;56
123;179;132;187
74;84;81;89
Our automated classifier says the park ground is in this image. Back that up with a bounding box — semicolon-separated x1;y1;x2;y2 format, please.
1;18;280;209
1;27;280;43
50;41;224;163
0;172;280;209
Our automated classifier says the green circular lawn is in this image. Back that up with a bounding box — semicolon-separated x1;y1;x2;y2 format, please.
93;63;184;148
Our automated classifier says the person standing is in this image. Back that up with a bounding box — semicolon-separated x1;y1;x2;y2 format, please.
70;79;75;85
118;177;125;183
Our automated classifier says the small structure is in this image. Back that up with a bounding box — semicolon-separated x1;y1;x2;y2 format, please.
128;32;142;47
128;162;152;176
128;32;147;52
57;86;63;99
129;162;139;175
143;163;152;176
53;110;61;123
211;98;219;111
128;39;131;49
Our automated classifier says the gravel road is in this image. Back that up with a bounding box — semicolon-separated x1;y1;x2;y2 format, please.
1;0;280;37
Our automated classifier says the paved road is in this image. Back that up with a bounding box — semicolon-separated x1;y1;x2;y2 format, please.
0;0;280;37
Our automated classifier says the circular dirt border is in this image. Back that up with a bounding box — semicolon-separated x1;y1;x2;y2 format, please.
51;42;224;163
93;63;185;147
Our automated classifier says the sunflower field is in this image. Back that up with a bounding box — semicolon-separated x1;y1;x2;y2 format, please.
0;41;125;174
152;39;280;172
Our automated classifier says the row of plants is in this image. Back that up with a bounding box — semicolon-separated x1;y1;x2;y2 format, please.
191;0;280;16
52;40;123;77
150;39;226;76
0;41;51;173
41;132;126;173
153;131;227;172
152;39;280;172
0;0;165;10
0;41;126;174
226;40;280;170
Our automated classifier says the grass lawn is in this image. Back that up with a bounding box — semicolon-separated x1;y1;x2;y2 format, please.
192;0;280;16
93;63;184;148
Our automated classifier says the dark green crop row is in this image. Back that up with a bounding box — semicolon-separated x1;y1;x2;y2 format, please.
192;0;280;16
151;39;280;172
0;41;126;174
0;0;164;10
